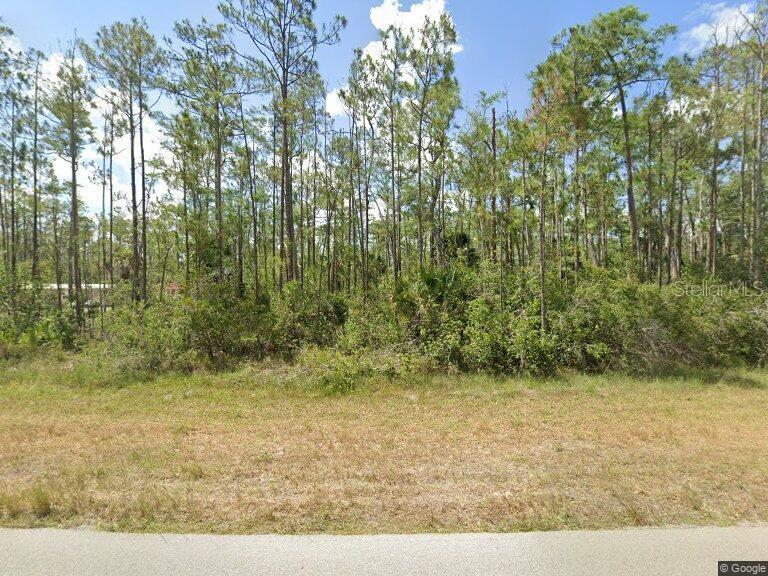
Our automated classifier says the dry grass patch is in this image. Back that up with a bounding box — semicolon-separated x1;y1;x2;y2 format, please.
0;357;767;534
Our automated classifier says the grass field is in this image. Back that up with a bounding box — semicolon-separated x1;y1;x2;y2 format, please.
1;354;767;534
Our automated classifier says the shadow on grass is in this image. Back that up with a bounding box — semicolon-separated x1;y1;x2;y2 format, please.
634;365;767;389
3;348;767;394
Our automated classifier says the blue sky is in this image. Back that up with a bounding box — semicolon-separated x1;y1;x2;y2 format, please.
1;0;745;211
2;0;745;115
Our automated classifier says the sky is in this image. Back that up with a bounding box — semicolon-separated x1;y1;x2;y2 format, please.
0;0;753;210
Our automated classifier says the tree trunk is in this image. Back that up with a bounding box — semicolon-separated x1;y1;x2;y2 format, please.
70;121;82;326
281;81;297;282
612;67;639;264
708;137;719;276
214;103;225;283
138;70;148;301
31;58;41;279
752;54;765;282
539;146;548;333
129;85;140;303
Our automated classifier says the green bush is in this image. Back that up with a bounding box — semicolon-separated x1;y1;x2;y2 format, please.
462;298;556;374
4;263;768;378
99;299;194;373
270;282;347;354
101;281;284;371
547;273;768;372
0;270;78;352
338;291;409;352
299;347;428;394
186;284;273;362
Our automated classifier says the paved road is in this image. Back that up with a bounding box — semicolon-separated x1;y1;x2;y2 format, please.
1;525;766;575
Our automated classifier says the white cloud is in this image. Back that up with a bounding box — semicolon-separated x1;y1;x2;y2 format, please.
665;95;705;119
86;110;172;212
371;0;451;40
369;0;462;53
292;149;328;174
362;39;385;62
43;50;172;213
0;38;164;214
0;31;23;56
40;51;65;81
326;87;348;117
681;2;753;54
326;0;461;117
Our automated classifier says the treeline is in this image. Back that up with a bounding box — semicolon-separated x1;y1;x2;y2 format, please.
1;2;768;374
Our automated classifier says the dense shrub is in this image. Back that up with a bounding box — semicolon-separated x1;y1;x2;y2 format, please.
0;272;78;356
401;266;768;375
186;284;273;362
298;347;428;394
462;299;556;373
92;280;352;371
4;263;768;378
270;282;346;353
543;273;767;373
98;298;195;373
338;289;409;352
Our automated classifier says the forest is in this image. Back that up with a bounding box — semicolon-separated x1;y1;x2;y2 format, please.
2;1;768;379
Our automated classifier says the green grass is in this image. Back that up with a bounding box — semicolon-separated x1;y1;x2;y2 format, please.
0;352;767;534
